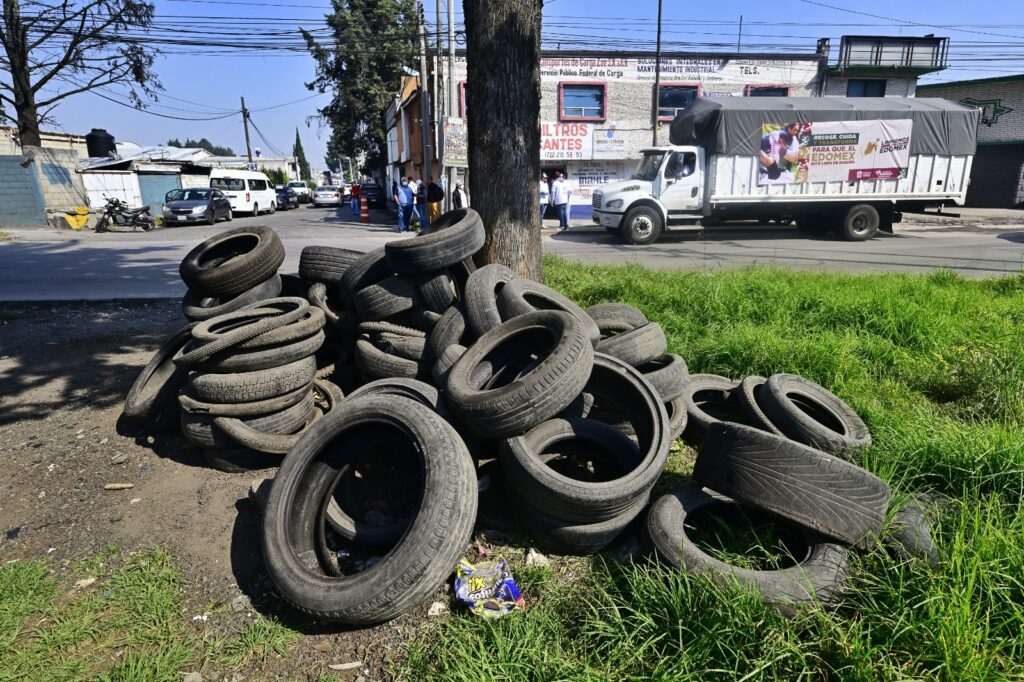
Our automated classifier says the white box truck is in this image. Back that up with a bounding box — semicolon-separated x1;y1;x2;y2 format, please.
592;97;979;244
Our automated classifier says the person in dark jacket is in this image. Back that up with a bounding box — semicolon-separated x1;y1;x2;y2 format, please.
452;181;464;209
426;176;444;223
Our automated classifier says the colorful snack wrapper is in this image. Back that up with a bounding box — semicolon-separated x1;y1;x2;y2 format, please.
454;557;525;618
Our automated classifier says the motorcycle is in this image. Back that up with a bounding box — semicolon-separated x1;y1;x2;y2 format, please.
95;196;155;232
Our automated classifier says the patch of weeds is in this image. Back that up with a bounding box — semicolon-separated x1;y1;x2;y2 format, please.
215;617;300;670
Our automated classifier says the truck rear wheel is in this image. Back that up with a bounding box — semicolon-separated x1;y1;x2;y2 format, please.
841;204;880;241
621;207;662;245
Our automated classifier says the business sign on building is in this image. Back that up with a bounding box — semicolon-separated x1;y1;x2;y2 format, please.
592;121;645;160
757;119;913;186
540;122;592;161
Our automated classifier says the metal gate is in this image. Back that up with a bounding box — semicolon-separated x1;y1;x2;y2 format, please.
138;173;181;211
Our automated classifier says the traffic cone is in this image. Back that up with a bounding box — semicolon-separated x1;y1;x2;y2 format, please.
359;195;369;223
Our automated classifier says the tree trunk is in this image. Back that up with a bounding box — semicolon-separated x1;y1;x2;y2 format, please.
2;0;41;147
463;0;543;281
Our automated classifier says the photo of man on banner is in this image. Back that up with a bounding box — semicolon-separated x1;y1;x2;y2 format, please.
758;122;803;185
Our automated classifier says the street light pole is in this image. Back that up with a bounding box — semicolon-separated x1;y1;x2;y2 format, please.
418;3;432;184
651;0;663;146
446;0;456;210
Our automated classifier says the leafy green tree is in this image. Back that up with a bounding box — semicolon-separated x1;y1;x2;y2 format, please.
166;137;234;156
293;128;312;181
302;0;418;175
260;166;288;185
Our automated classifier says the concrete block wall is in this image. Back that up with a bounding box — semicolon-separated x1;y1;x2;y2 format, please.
29;147;89;212
0;155;46;227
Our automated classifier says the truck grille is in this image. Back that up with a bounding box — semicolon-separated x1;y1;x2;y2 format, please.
592;191;602;210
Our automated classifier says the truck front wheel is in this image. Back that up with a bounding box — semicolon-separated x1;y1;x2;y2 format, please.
841;204;880;241
621;207;663;245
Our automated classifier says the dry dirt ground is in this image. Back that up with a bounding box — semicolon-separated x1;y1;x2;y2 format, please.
0;299;502;681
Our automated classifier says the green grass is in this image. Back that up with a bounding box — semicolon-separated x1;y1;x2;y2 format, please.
0;548;301;681
398;258;1024;681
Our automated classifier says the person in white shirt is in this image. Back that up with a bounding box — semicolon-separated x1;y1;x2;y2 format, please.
539;173;550;224
550;172;571;231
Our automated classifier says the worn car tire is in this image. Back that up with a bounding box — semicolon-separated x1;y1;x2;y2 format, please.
759;374;871;456
181;274;283;322
502;418;660;523
359;330;425;361
181;391;314;450
416;271;457;314
124;323;196;432
214;407;322;455
261;395;477;624
645;484;850;615
595;323;667;368
679;374;743;442
384;208;486;274
299;246;363;284
637;353;689;402
884;501;940;568
307;282;345;327
585;302;648;336
203;446;283;473
693;422;890;545
444;311;594;438
734;376;786;436
179;381;312;417
179;226;285;298
188;356;317;404
465;264;516;337
497;278;601;346
353;275;422;322
354;339;423;381
665;396;688;440
431;344;467;387
184;330;324;374
337;247;391;307
425;304;469;371
179;298;309;364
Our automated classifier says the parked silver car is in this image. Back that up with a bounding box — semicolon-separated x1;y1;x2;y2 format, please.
311;185;342;207
162;188;232;225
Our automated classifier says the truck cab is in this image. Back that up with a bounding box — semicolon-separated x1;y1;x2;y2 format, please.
592;146;704;245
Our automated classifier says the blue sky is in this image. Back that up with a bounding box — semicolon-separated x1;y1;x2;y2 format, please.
37;0;1024;168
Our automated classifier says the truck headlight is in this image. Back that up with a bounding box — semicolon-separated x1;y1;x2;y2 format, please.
605;199;623;210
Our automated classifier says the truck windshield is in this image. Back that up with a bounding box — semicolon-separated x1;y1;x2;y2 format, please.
632;152;667;182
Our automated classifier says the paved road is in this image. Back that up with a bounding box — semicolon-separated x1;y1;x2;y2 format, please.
1;204;1023;301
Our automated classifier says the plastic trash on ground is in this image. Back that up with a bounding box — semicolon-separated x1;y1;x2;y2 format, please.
454;557;525;618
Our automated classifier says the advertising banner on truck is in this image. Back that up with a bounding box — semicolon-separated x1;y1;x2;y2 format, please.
757;119;912;186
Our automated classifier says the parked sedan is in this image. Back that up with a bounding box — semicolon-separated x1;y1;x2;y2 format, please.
275;185;299;210
162;188;232;225
360;182;386;208
311;185;342;207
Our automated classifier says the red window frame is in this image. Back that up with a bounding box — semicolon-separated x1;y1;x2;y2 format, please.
655;81;703;122
744;84;792;97
459;81;467;118
558;81;608;122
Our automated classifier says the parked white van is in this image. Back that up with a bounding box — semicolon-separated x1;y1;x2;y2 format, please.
209;170;278;216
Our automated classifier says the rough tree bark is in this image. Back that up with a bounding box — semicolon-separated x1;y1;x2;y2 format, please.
463;0;543;281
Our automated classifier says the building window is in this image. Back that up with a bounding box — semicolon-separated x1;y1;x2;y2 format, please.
559;82;607;121
459;81;467;118
846;79;887;97
657;83;700;121
746;85;791;97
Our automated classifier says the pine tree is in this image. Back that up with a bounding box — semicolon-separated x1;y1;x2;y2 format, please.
293;128;312;181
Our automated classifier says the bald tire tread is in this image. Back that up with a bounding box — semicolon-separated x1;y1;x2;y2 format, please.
432;344;467;387
502;418;658;523
444;311;594;438
644;484;850;615
124;322;196;432
692;422;890;545
353;275;422;321
425;304;468;372
759;373;871;455
384;208;486;274
178;298;309;364
355;339;423;381
585;302;648;336
347;378;447;419
416;271;457;313
337;247;391;307
260;396;478;624
507;486;649;555
465;264;516;338
181;391;314;450
187;306;324;353
734;376;786;436
637;353;688;401
360;331;426;361
181;273;282;322
594;323;667;368
179;226;285;298
299;246;364;284
186;330;325;373
497;278;601;346
188;356;318;404
214;408;322;454
178;381;312;417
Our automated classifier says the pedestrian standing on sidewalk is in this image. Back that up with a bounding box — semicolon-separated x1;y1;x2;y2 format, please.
392;179;400;208
551;172;571;231
427;176;444;223
350;178;361;216
452;181;465;209
539;173;550;225
396;178;415;233
415;177;429;232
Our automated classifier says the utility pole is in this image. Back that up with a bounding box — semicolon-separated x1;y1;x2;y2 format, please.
240;96;253;164
737;15;743;52
418;4;432;184
446;0;456;210
651;0;663;145
436;0;445;208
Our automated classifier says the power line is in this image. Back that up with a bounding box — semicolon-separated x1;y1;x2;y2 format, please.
795;0;1024;40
